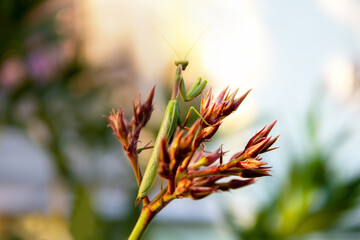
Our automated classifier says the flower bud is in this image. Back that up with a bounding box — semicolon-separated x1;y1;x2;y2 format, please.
201;88;213;115
180;120;200;153
217;179;255;191
243;137;270;158
158;138;171;179
170;131;185;173
140;86;155;126
260;135;279;153
104;109;130;148
245;120;277;149
131;86;155;130
190;147;222;169
174;179;192;198
189;186;217;200
192;176;222;187
237;158;267;169
194;122;221;148
214;87;228;105
200;87;251;127
240;167;272;178
222;89;251;116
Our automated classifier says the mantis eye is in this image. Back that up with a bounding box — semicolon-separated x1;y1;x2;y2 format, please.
174;60;189;70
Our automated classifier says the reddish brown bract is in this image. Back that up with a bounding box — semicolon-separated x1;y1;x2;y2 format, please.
105;86;278;201
156;87;278;200
104;86;155;153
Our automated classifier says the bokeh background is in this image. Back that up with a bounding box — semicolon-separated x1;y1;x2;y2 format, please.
1;0;360;239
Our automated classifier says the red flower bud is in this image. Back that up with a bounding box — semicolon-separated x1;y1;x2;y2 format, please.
158;138;171;179
237;158;268;169
217;179;255;191
194;122;221;148
180;120;200;152
243;137;270;158
189;186;217;200
201;88;213;115
174;179;192;198
240;167;272;178
260;135;279;154
245;120;277;149
131;86;155;130
190;147;223;169
201;87;251;126
104;109;130;148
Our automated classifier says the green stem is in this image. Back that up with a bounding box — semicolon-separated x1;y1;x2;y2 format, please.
126;150;150;205
128;206;155;240
129;193;175;240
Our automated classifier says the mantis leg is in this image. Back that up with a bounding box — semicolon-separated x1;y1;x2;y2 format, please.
178;106;210;128
177;75;209;128
136;141;154;154
179;77;207;102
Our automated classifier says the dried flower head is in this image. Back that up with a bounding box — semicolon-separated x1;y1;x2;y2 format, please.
104;86;155;190
105;60;279;240
156;87;278;200
200;87;251;127
104;86;155;153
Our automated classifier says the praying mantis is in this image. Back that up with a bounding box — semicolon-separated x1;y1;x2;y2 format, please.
135;24;213;204
136;59;208;203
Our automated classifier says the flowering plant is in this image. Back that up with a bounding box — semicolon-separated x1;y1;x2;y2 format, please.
105;65;278;239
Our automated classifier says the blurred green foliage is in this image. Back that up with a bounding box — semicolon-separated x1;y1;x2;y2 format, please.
70;186;100;240
226;105;360;240
0;0;142;239
0;0;46;60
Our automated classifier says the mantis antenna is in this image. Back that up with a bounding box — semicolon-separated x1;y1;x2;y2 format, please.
183;22;213;60
152;22;213;60
152;25;182;60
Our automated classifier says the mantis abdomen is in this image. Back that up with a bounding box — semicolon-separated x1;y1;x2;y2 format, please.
137;98;180;201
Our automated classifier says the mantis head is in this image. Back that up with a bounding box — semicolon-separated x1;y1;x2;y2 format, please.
174;60;189;71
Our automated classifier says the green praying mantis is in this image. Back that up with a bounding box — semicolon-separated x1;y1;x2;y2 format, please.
136;59;208;203
135;25;212;204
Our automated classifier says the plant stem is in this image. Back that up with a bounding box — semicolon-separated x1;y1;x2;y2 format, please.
128;193;174;240
128;206;155;240
125;150;142;186
125;150;150;205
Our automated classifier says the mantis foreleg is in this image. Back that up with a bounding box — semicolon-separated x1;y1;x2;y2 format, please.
180;77;207;102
